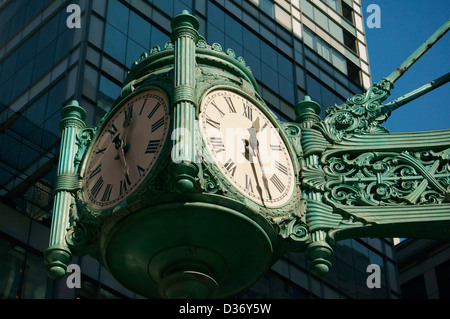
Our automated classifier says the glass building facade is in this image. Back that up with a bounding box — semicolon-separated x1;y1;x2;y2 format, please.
0;0;400;298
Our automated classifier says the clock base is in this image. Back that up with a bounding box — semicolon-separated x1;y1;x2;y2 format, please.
101;201;275;298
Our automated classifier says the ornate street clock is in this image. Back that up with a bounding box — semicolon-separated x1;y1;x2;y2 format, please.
45;11;450;299
199;89;296;208
82;89;170;211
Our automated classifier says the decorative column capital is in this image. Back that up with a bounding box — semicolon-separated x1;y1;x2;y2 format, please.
295;96;321;127
170;10;200;43
60;100;87;131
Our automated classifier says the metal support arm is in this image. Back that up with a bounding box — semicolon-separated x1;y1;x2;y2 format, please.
294;20;450;276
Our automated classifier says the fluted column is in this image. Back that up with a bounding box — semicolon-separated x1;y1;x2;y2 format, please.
45;100;86;279
170;10;200;192
295;96;333;276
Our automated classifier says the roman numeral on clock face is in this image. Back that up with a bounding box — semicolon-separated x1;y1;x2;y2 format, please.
146;140;160;154
91;176;104;199
224;96;236;113
137;165;146;177
243;104;252;120
270;174;285;193
210;137;225;154
151;117;164;132
211;100;225;117
89;164;102;179
107;124;118;138
101;184;113;202
206;115;221;129
223;158;237;177
147;101;160;119
275;161;288;175
119;178;130;196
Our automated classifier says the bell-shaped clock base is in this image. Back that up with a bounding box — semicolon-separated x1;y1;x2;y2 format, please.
100;202;275;299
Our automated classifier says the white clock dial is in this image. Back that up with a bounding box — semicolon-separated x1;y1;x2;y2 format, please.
82;90;170;210
200;90;296;207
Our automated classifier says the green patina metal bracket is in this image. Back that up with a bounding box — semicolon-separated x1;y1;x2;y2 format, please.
45;11;449;297
297;19;450;276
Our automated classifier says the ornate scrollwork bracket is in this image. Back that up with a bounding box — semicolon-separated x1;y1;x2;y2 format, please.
290;20;450;276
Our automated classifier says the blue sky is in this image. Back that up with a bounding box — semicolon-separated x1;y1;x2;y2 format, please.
360;0;449;133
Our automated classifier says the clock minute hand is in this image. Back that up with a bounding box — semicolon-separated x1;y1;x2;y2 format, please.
117;143;131;185
248;119;272;200
245;141;266;206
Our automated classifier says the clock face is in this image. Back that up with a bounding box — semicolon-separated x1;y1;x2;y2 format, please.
82;90;170;210
200;90;296;208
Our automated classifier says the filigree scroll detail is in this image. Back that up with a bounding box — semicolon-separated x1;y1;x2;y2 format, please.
317;78;393;142
317;149;450;206
74;126;95;171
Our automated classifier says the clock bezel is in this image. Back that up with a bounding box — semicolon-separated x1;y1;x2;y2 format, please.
198;85;300;209
79;86;172;213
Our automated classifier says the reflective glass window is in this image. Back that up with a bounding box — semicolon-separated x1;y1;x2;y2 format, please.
32;41;56;82
0;240;25;299
99;75;121;115
316;37;331;62
260;0;275;18
279;75;295;104
175;0;193;15
261;62;279;92
306;74;321;103
332;51;347;74
126;38;147;68
301;0;314;18
225;14;243;42
243;49;261;80
152;0;174;16
150;26;170;49
104;24;127;63
207;3;225;30
303;28;314;49
225;36;243;58
243;28;261;58
328;19;344;43
278;54;293;82
260;41;277;70
12;60;33;99
16;33;38;69
314;9;328;31
207;23;225;47
21;253;48;299
1;53;17;84
107;0;129;34
128;11;151;49
37;14;59;52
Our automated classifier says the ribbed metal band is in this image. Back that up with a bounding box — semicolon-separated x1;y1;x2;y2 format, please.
54;174;82;193
172;85;197;106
